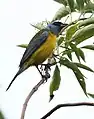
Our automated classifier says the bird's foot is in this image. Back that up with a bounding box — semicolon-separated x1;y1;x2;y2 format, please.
42;73;50;82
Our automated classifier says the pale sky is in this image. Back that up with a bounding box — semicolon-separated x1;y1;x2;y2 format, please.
0;0;94;119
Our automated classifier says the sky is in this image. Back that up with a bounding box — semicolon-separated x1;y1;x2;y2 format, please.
0;0;94;119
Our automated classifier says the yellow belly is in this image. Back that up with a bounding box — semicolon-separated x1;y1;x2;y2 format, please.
29;32;56;65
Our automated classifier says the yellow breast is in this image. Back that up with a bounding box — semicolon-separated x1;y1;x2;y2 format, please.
30;32;56;65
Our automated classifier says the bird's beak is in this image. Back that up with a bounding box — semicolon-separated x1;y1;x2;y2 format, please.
59;23;68;35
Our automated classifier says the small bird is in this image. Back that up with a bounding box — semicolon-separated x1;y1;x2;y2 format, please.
6;21;67;91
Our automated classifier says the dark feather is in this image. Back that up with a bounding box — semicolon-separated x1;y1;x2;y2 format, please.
19;29;49;67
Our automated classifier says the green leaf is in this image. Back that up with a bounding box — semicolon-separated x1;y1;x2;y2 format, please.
76;0;84;11
67;0;75;12
82;45;94;50
84;1;94;13
70;43;80;62
0;111;4;119
57;37;64;46
71;24;94;45
67;50;72;61
66;23;78;41
83;0;90;4
79;17;94;27
17;44;28;48
74;62;94;72
54;0;67;6
60;57;84;77
88;93;94;98
74;71;87;95
60;57;87;95
52;6;70;21
78;48;85;62
49;65;61;101
62;50;72;61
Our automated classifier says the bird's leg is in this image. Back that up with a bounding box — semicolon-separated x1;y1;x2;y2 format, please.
36;65;43;78
36;65;50;82
36;65;47;80
41;63;51;70
44;64;51;81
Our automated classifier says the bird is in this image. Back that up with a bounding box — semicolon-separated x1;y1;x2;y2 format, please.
6;21;67;91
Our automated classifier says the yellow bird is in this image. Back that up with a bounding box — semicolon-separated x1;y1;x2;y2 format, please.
6;22;67;91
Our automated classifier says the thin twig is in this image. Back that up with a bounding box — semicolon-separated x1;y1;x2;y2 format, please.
40;102;94;119
20;77;46;119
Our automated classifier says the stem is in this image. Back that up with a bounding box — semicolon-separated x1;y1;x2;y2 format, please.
20;77;46;119
41;102;94;119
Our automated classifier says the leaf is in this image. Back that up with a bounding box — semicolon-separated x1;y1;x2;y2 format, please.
83;0;90;4
79;17;94;27
66;23;78;41
52;6;70;21
74;71;87;95
70;43;80;62
74;63;94;72
54;0;67;6
57;37;64;46
49;65;61;101
67;50;72;61
78;48;85;62
0;111;4;119
60;57;87;95
88;93;94;98
17;44;28;48
82;45;94;50
76;0;84;11
67;0;75;12
71;24;94;45
60;57;84;77
84;1;94;13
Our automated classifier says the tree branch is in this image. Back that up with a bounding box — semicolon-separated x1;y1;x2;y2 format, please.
40;102;94;119
20;77;46;119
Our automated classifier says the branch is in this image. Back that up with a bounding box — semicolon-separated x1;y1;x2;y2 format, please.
20;77;46;119
20;62;55;119
40;102;94;119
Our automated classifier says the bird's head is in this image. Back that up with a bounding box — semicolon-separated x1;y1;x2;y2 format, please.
47;21;68;36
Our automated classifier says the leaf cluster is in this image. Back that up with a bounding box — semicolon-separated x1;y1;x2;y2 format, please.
53;0;94;21
17;1;94;100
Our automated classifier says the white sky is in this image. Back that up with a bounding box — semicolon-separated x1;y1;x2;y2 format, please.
0;0;94;119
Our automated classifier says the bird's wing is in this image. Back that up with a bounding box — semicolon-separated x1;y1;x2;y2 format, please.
19;29;49;67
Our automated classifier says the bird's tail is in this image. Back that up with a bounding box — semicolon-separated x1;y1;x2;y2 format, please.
6;66;28;91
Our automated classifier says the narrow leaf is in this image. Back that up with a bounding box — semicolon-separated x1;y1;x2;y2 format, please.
88;93;94;98
54;0;67;6
84;1;94;13
74;63;94;72
84;0;90;4
82;45;94;50
60;57;87;95
76;0;84;11
66;23;78;41
74;71;87;95
17;44;28;48
71;24;94;45
67;0;75;12
78;48;85;62
60;57;84;77
52;6;70;21
79;17;94;27
49;65;61;101
70;43;80;62
0;111;4;119
67;50;72;61
57;37;64;46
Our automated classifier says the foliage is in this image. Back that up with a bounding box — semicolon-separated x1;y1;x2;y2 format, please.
0;111;5;119
18;0;94;100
